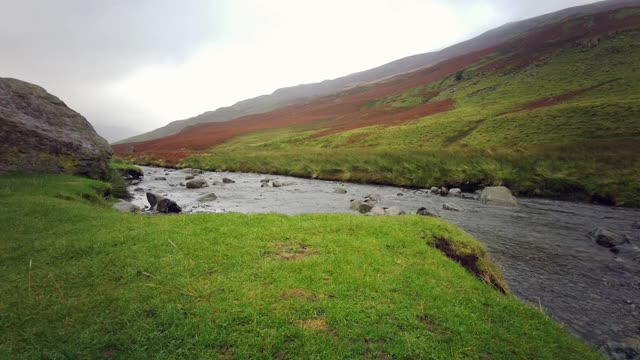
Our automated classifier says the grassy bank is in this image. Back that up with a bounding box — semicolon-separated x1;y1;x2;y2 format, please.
0;174;601;358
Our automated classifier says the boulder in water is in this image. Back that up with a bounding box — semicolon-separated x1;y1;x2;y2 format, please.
591;228;630;248
443;203;462;212
385;207;406;216
222;178;235;184
480;186;518;206
417;207;440;217
198;193;218;202
358;203;373;214
157;198;182;214
350;200;363;211
146;192;164;209
449;188;462;197
335;188;347;194
186;178;208;189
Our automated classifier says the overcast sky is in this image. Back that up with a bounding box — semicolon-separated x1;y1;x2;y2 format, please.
0;0;600;142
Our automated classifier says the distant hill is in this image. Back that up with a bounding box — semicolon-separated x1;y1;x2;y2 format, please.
115;0;640;206
116;0;640;145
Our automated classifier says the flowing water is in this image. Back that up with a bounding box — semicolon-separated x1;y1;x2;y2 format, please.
130;166;640;345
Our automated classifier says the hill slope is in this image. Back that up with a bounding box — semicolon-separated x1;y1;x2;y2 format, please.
115;0;639;145
115;1;640;206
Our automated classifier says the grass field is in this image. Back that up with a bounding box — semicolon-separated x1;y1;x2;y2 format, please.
0;174;602;359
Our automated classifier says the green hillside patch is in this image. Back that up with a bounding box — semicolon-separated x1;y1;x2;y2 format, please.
0;175;601;359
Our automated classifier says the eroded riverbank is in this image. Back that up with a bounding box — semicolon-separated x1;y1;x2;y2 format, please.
129;166;640;346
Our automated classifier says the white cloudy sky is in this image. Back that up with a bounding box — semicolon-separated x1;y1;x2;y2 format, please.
0;0;599;142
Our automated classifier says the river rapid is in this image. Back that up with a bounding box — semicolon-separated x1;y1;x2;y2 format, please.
129;166;640;346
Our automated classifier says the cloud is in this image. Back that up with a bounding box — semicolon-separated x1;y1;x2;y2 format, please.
0;0;221;140
0;0;601;142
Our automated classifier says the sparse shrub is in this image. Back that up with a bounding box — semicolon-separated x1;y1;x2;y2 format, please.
106;167;130;199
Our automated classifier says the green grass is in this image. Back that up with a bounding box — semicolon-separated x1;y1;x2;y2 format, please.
106;158;144;199
0;174;601;359
110;157;144;178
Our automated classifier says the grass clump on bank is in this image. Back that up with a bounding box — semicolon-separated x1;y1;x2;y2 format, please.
107;157;144;199
0;174;601;358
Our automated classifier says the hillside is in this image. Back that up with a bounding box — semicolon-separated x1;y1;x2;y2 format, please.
114;1;640;206
115;0;639;145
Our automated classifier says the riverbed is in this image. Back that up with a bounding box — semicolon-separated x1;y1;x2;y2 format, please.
129;166;640;345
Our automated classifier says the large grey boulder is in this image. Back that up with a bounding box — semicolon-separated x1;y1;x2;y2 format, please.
186;178;209;189
480;186;518;206
112;201;140;213
0;78;112;179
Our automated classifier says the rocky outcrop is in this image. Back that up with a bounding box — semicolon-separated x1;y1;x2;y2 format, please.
480;186;518;206
0;78;112;179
